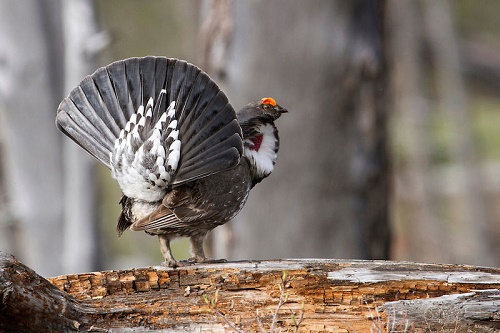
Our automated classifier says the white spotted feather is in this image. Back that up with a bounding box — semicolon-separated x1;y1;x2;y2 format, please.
110;91;181;202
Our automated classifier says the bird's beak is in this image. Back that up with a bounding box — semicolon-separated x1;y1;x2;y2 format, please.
277;106;288;116
271;106;287;120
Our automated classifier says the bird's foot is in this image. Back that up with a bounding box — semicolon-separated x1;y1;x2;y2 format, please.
160;259;179;268
164;257;228;267
187;257;228;264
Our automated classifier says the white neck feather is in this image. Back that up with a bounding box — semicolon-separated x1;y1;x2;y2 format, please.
243;123;278;180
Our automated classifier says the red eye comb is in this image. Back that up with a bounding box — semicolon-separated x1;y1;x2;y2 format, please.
261;97;277;106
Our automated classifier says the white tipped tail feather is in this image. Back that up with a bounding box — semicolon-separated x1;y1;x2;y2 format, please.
110;95;181;202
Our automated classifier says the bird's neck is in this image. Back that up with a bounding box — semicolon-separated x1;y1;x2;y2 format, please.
243;123;279;185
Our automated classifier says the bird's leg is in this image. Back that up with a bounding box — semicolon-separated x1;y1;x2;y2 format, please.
189;233;207;263
188;233;227;264
158;234;177;267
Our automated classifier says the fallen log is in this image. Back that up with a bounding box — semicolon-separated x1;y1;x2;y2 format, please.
1;251;500;332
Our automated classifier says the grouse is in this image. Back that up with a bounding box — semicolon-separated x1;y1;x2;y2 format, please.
56;56;287;267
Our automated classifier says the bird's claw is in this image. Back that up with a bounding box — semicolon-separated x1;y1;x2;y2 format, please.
189;257;228;264
160;259;179;268
160;257;228;268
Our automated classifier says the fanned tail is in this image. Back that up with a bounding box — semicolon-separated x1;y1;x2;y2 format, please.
56;56;243;201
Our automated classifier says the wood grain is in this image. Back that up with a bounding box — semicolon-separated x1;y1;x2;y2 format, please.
2;252;500;332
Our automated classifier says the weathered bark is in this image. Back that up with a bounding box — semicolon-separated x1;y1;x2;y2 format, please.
384;290;500;332
0;252;92;332
1;251;500;332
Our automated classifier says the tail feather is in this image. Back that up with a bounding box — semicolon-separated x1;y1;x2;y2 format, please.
177;79;220;138
56;103;112;166
56;56;243;200
92;67;128;130
123;58;143;118
106;60;136;122
79;76;122;139
59;86;116;166
139;57;157;110
151;58;169;121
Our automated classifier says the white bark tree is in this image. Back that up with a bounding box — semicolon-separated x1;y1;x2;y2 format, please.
61;0;108;274
0;0;104;276
0;0;65;277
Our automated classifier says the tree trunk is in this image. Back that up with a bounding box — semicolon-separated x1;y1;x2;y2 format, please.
2;251;500;332
220;0;389;261
0;0;65;277
422;0;494;266
61;0;107;274
387;0;441;263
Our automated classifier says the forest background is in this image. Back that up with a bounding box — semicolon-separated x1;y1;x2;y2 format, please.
1;0;500;277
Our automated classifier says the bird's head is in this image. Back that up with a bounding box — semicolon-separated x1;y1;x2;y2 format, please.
237;97;288;186
237;97;288;125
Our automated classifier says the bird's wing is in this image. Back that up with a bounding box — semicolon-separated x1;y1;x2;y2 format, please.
56;57;243;191
130;186;206;231
131;205;188;231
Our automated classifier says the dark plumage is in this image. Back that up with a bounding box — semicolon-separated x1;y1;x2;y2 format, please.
56;56;286;266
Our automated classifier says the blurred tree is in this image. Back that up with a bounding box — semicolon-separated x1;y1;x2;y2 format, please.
388;0;496;266
210;0;390;260
423;0;493;265
0;0;105;276
387;0;443;262
0;0;65;276
60;0;108;274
